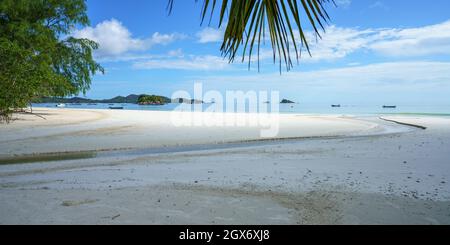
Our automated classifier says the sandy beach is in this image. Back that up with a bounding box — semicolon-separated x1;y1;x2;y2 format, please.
0;108;449;224
0;108;384;156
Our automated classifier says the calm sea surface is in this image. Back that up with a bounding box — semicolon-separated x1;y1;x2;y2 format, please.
33;103;450;116
32;103;450;116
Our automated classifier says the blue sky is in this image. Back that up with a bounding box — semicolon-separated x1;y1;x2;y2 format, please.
75;0;450;106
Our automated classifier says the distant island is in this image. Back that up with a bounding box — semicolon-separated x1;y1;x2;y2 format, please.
33;94;205;105
280;99;295;104
137;95;170;105
34;94;147;104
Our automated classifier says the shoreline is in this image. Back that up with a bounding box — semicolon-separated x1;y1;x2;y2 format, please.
19;106;414;118
24;106;450;118
1;108;449;224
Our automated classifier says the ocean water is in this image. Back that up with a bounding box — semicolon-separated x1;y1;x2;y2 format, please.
32;103;450;116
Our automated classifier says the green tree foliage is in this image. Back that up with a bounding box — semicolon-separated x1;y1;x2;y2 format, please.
137;95;169;105
0;0;103;122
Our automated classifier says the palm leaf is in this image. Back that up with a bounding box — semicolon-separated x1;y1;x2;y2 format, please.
168;0;334;72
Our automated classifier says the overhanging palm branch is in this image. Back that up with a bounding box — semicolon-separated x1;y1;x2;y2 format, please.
168;0;335;71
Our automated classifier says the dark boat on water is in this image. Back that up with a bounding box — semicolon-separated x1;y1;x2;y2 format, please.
331;104;341;108
109;106;124;110
383;105;397;109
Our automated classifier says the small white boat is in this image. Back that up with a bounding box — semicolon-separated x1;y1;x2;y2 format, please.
56;103;66;108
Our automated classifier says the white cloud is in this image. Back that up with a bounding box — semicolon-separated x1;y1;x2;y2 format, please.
335;0;351;8
89;50;186;63
244;26;376;63
271;20;450;62
200;61;450;89
299;26;378;62
292;61;450;87
237;27;367;64
167;48;184;57
196;27;224;43
149;32;183;45
73;19;185;58
97;53;157;63
73;18;450;68
370;20;450;57
132;55;230;71
131;20;450;70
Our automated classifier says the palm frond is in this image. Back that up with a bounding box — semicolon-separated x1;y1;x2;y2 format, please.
168;0;334;72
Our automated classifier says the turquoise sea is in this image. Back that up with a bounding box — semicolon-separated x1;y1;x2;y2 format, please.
32;103;450;116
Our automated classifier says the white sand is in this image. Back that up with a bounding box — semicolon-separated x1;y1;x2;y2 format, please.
0;108;449;224
0;108;384;156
